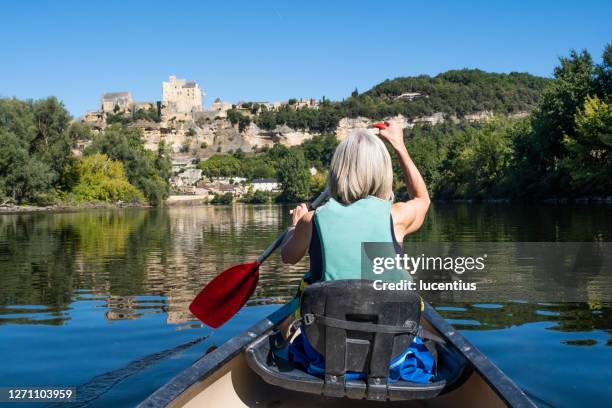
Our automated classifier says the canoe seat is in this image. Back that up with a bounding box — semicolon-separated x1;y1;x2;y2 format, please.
245;280;469;401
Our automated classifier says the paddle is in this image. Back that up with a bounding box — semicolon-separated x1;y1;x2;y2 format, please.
189;189;330;328
371;121;388;129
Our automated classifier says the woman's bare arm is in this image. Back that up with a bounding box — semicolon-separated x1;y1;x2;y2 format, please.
378;120;431;241
281;204;314;264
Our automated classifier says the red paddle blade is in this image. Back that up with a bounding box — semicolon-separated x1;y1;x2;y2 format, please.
189;261;260;328
371;122;388;129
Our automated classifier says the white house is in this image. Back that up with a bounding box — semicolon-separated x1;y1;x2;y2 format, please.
210;177;247;185
395;92;424;101
251;178;280;192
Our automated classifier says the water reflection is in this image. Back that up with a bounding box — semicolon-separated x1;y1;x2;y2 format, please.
0;203;610;407
0;205;309;326
1;203;611;326
433;301;611;336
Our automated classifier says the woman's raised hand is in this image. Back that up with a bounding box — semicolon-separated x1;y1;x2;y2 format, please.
377;119;406;151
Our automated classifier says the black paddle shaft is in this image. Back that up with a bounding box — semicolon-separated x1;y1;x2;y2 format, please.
257;190;329;264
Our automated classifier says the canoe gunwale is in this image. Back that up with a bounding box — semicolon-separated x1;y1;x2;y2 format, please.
139;298;535;408
138;299;299;408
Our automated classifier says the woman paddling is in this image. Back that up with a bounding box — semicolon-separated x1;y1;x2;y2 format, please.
281;118;430;278
280;118;434;383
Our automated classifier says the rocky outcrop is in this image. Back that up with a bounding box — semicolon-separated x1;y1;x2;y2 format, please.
244;123;317;147
464;110;494;122
82;109;524;160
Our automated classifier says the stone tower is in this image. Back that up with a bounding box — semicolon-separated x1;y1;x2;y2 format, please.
162;75;204;116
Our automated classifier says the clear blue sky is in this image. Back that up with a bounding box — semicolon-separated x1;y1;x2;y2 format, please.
1;0;610;116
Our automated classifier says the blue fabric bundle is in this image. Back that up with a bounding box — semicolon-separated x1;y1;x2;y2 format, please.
288;332;434;383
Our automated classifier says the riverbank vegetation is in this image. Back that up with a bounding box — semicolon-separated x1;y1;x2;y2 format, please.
0;98;171;206
208;45;611;202
1;45;609;206
424;45;611;200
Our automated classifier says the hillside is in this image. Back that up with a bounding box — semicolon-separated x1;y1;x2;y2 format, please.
253;69;549;132
362;69;550;117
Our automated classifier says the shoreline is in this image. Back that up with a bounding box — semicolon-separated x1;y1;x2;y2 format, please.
2;195;611;214
0;202;151;215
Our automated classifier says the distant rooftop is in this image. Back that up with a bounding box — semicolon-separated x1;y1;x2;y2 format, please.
183;81;197;88
102;92;131;100
252;178;278;183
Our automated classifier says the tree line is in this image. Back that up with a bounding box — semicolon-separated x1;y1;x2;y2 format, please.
1;44;608;206
201;45;611;202
249;69;550;133
422;45;611;200
0;97;171;206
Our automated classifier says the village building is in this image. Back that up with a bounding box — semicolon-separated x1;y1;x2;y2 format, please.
101;92;133;113
195;180;247;197
250;101;282;111
162;75;204;116
210;98;233;118
133;101;157;112
395;92;425;101
207;176;247;185
293;98;319;110
251;178;280;192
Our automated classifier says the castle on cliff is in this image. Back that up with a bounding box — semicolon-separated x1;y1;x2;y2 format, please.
87;75;204;122
161;75;204;118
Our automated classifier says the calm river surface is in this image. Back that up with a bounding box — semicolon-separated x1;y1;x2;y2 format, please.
0;203;610;407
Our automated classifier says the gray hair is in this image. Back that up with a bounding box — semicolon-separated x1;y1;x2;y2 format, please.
328;129;394;204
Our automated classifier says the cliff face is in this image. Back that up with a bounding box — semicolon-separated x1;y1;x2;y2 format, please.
138;114;412;156
137;117;322;157
85;109;523;160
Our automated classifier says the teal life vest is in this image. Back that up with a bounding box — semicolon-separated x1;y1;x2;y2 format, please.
311;196;408;282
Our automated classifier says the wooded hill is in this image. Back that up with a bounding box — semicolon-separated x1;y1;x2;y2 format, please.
361;69;550;117
253;69;550;131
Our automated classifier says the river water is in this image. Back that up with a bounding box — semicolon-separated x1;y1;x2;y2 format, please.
0;203;610;407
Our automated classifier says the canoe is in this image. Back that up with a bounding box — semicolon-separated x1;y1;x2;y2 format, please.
139;298;535;407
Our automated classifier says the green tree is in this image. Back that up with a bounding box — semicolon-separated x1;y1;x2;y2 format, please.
257;110;277;130
301;134;338;169
309;170;327;193
197;154;241;177
277;149;311;202
594;43;612;102
0;130;53;203
561;95;612;194
442;120;514;198
132;107;160;123
71;153;145;203
85;125;170;205
155;140;173;182
241;155;276;179
527;49;595;194
242;189;274;204
0;97;80;204
226;109;252;131
210;192;233;205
